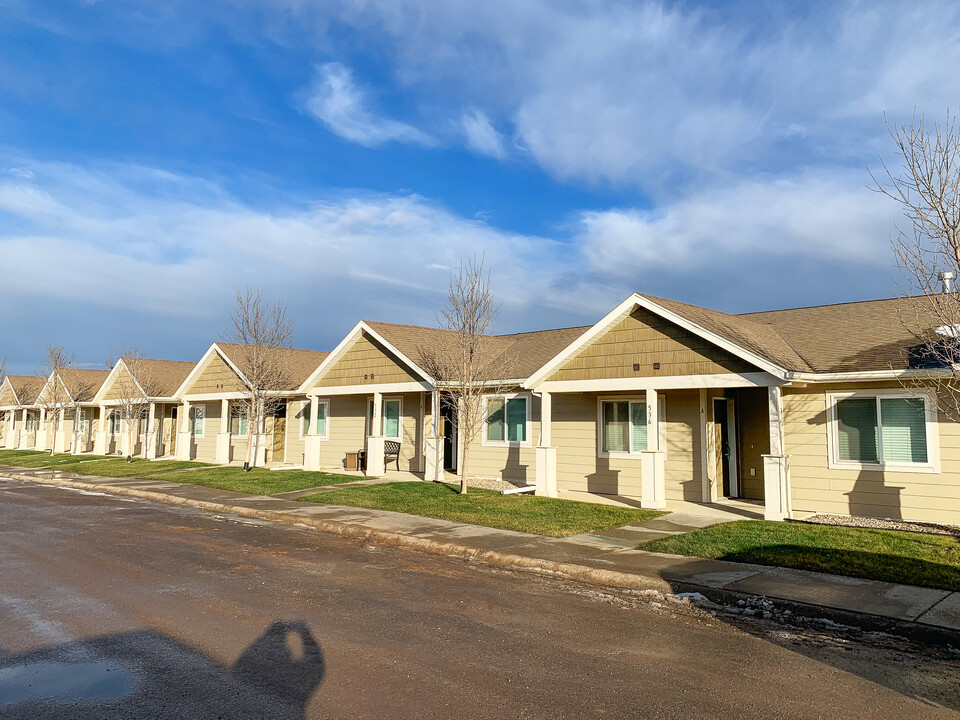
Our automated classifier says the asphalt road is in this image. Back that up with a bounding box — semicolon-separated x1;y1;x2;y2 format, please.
0;477;957;719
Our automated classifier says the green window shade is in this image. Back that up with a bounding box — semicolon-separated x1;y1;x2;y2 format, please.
880;398;928;463
631;402;648;452
487;398;505;442
506;398;526;442
316;403;327;436
303;404;311;435
384;400;401;438
603;401;629;453
836;398;878;463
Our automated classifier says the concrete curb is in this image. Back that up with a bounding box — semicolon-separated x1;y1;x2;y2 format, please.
5;470;959;647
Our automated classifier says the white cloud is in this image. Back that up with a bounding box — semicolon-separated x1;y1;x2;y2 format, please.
300;62;434;147
461;109;506;159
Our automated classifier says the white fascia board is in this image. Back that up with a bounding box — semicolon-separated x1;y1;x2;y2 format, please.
297;322;436;393
525;294;791;388
788;368;952;383
37;372;72;405
210;343;252;387
93;360;124;404
307;381;433;397
171;344;220;399
0;378;19;407
538;372;781;394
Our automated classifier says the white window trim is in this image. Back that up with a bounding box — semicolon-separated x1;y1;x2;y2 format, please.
367;396;403;440
191;404;206;438
300;399;331;441
826;389;940;474
230;402;250;438
596;395;667;460
482;392;533;448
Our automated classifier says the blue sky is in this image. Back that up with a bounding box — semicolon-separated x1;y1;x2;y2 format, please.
3;0;960;374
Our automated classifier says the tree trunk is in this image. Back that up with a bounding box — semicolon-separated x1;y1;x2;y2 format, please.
459;440;469;495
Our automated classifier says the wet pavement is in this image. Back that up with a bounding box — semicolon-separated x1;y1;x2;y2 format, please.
0;477;958;719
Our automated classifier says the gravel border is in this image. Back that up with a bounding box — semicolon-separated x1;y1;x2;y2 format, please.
797;513;960;537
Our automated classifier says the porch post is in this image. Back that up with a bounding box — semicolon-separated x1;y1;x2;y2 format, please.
145;402;159;459
303;396;320;471
762;385;792;521
216;398;231;464
18;408;28;448
38;407;48;451
424;389;442;483
366;391;385;477
640;388;667;509
535;391;558;497
10;409;21;449
177;401;193;461
93;405;108;454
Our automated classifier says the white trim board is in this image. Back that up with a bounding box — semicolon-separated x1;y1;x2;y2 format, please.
537;372;781;394
306;381;433;396
525;293;792;388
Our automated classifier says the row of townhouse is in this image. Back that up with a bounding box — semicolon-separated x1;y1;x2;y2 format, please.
2;292;957;525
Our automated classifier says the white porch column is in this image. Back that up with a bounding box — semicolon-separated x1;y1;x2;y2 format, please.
423;390;443;483
216;398;231;464
177;401;193;461
9;410;21;449
18;408;28;448
303;396;320;470
763;385;792;521
56;409;71;454
37;408;49;451
640;388;667;509
535;391;558;497
366;391;385;477
145;402;159;459
93;406;108;454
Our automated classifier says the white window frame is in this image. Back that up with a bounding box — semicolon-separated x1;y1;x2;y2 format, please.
300;399;330;441
367;397;402;440
190;404;205;438
826;389;940;473
482;392;532;448
596;395;667;460
108;411;121;436
230;402;249;437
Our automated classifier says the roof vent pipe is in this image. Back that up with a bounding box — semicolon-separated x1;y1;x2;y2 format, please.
941;271;955;293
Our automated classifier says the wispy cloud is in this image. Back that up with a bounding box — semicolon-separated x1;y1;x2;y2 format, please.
461;109;507;159
300;62;434;148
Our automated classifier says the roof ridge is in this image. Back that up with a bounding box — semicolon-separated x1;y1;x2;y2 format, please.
738;295;913;316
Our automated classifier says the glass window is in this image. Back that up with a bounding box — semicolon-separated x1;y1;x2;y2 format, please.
603;400;651;454
231;404;248;436
383;399;401;439
302;403;311;437
486;396;526;443
835;395;928;465
190;405;204;437
316;401;327;437
630;402;647;452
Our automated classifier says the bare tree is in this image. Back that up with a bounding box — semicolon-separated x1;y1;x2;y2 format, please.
65;370;101;454
419;256;516;494
107;345;162;460
874;110;960;417
224;289;294;470
37;345;75;454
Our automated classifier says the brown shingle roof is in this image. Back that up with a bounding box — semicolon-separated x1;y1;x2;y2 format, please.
216;344;331;391
59;368;110;402
363;321;591;381
6;375;46;405
118;359;195;398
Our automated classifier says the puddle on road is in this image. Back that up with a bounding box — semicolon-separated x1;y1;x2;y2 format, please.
0;659;138;706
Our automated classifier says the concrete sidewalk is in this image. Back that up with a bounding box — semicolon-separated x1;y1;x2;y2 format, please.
2;464;957;643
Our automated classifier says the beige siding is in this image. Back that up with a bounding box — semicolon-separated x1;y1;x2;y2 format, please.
102;367;136;401
190;401;220;462
0;384;17;407
548;307;757;382
286;399;309;466
784;382;960;524
462;394;540;485
551;391;703;501
183;353;245;395
318;334;419;388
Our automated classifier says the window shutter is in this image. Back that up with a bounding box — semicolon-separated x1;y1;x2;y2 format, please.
506;398;527;442
487;398;505;442
836;398;878;463
631;402;647;452
880;398;928;463
603;401;629;453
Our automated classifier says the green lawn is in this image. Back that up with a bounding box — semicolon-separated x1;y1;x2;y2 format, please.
68;458;211;477
0;451;114;468
155;467;361;495
644;520;960;591
300;482;666;537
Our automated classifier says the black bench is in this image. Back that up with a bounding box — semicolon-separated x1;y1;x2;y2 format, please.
384;441;401;470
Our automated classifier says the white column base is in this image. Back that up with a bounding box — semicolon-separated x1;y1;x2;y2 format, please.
640;450;667;510
424;436;443;482
365;435;385;477
9;429;20;450
55;429;70;454
177;432;192;461
535;446;558;497
93;431;108;455
145;432;158;459
762;454;791;521
215;433;231;464
303;435;321;471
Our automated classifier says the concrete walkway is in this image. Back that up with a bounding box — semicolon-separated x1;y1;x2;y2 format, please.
1;464;957;642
